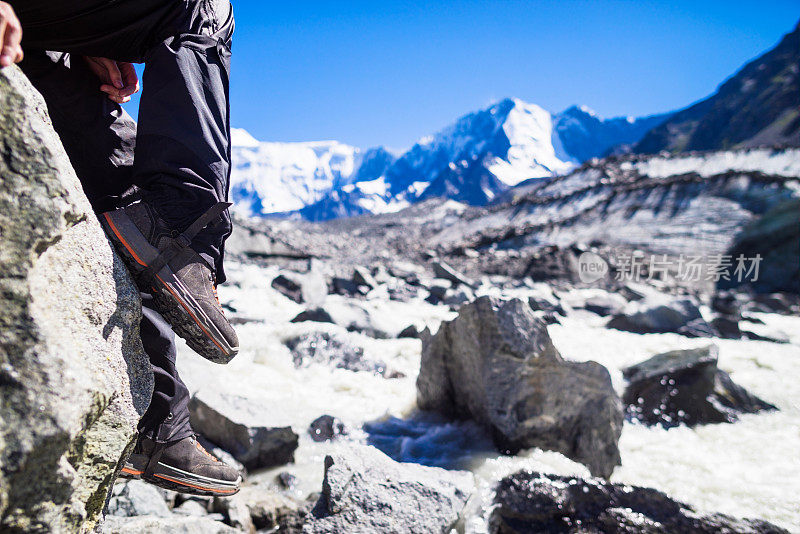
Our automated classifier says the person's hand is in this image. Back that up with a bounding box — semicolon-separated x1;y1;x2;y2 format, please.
0;2;23;67
84;56;139;104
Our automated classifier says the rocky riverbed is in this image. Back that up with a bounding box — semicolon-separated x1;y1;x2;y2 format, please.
103;237;800;532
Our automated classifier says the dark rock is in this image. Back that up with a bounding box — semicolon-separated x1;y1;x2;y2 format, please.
623;345;777;427
0;67;153;532
582;293;628;316
607;296;711;335
746;292;800;315
308;415;347;442
276;472;297;489
711;291;744;318
188;393;298;470
536;311;560;325
417;296;623;478
677;317;720;338
427;278;452;300
272;273;305;303
285;331;388;375
352;265;378;289
290;307;335;324
444;285;475;306
522;245;582;283
528;294;566;316
710;316;745;339
330;276;368;297
490;471;789;534
397;324;421;338
303;445;474;534
432;260;475;287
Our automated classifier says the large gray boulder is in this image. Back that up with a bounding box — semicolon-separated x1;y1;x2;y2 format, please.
417;296;623;478
490;471;788;534
0;67;152;532
303;445;474;534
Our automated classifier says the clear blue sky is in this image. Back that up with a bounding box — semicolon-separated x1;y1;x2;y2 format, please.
126;0;798;150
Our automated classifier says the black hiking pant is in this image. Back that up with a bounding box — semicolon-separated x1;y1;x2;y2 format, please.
13;0;236;443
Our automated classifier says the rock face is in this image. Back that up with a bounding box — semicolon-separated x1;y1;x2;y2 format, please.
623;345;776;427
303;445;474;534
188;392;298;470
490;471;789;534
0;67;153;532
417;296;623;478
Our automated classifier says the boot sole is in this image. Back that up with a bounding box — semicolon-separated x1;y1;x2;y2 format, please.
122;454;241;496
101;210;238;364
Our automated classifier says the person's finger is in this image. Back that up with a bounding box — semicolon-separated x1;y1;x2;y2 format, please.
119;62;138;88
0;19;10;68
103;58;124;89
1;17;21;66
100;84;120;95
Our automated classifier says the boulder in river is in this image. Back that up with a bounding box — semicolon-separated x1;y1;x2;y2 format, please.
290;307;335;324
303;445;474;534
308;415;347;442
188;392;298;470
489;470;789;534
607;294;713;335
623;345;777;427
0;66;153;532
417;296;623;478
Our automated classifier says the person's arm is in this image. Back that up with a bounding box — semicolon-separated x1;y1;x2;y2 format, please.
0;1;23;67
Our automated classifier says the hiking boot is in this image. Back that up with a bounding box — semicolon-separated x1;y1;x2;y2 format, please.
100;201;238;363
120;435;241;496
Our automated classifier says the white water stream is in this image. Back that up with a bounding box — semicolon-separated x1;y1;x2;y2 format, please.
177;261;800;532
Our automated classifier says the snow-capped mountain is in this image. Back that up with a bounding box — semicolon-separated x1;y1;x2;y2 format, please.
554;105;669;161
231;98;667;220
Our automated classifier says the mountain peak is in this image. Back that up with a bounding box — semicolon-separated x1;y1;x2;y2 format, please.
231;127;260;148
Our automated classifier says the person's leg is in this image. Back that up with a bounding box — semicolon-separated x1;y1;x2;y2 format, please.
20;50;193;443
134;0;234;283
12;0;233;283
138;294;193;443
13;0;239;363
